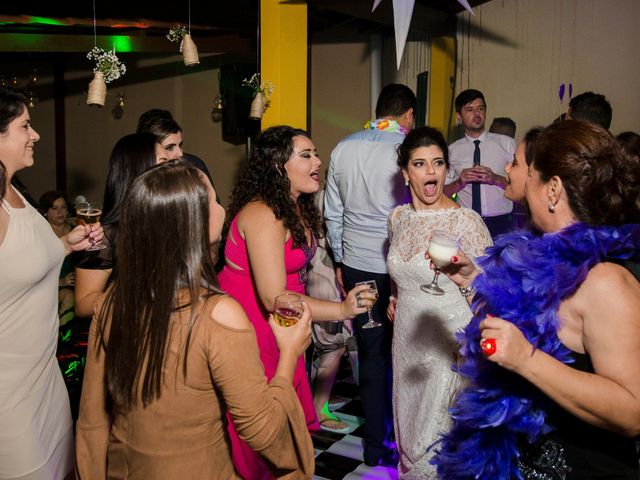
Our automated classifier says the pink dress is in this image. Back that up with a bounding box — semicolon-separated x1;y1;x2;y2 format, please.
218;216;320;480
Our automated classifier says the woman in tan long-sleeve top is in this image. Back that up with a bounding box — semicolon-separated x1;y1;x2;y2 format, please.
75;161;314;479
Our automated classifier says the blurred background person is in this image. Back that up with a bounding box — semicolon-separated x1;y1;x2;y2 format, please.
489;116;516;138
434;120;640;480
0;88;102;480
74;133;166;318
306;186;357;435
386;127;491;477
566;90;612;130
218;125;372;479
76;161;314;479
137;108;213;183
617;131;640;160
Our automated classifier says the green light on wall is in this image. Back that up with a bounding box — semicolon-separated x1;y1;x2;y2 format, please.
111;36;133;53
0;16;67;26
28;16;67;26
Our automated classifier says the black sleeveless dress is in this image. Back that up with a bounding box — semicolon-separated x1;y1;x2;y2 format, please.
517;259;640;480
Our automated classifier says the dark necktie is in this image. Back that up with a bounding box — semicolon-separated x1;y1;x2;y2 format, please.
472;140;481;215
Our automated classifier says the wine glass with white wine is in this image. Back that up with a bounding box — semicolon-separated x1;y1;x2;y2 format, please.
355;280;380;329
420;230;459;296
76;201;106;251
273;293;304;327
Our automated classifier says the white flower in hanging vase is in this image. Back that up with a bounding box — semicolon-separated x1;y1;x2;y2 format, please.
242;73;273;120
167;25;200;66
86;47;126;107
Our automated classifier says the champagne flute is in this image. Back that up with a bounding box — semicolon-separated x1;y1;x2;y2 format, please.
355;280;380;329
76;201;105;251
274;293;304;327
421;230;459;296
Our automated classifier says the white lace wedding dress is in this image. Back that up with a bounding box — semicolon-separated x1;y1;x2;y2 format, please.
387;205;492;478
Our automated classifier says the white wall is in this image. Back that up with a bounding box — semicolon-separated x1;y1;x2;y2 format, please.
455;0;640;139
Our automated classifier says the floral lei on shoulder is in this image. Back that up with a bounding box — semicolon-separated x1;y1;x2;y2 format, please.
363;118;408;136
431;222;640;480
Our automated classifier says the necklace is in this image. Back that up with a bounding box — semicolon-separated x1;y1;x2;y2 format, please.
363;118;408;136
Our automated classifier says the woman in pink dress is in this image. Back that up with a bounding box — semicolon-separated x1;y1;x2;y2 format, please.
218;126;373;479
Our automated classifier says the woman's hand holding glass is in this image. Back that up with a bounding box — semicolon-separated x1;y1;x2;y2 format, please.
76;201;106;250
430;249;479;290
269;300;313;358
421;230;460;295
340;284;376;319
64;222;104;253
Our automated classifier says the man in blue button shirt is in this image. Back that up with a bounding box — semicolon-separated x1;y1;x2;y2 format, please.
325;83;415;467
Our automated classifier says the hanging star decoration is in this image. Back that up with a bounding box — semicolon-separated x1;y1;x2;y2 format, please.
373;0;474;70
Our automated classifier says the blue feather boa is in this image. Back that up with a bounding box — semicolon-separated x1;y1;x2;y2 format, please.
431;222;640;479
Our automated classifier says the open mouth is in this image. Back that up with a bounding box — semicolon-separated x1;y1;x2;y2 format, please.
310;170;320;181
424;180;438;196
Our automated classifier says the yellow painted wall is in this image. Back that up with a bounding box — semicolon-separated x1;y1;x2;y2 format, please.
428;36;456;138
260;0;307;130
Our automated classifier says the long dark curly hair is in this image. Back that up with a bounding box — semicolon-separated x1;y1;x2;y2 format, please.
225;125;322;246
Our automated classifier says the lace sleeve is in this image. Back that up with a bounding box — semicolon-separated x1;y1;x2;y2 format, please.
456;209;493;258
387;207;400;244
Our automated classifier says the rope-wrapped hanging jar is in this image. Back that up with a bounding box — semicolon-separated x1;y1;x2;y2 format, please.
182;34;200;66
87;71;107;107
249;92;264;120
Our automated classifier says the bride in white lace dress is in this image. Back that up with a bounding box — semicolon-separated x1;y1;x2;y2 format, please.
387;128;492;478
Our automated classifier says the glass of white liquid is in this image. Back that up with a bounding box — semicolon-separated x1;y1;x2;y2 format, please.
420;230;459;296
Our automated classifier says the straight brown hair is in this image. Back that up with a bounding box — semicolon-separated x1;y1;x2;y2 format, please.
98;161;222;409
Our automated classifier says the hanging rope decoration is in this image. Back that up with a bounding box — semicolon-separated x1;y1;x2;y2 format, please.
86;0;126;107
167;0;200;66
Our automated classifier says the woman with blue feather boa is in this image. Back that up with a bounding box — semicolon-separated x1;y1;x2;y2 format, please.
432;120;640;479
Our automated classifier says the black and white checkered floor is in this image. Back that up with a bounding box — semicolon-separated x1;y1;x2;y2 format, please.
311;372;398;480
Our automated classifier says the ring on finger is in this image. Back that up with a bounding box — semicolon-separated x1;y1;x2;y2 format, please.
480;338;497;356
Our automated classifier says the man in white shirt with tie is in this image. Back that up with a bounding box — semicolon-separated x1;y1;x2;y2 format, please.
444;89;515;238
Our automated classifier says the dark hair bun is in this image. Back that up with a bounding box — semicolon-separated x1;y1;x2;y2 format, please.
397;126;449;169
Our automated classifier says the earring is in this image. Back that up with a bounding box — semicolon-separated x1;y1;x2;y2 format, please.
404;178;409;186
548;201;555;212
275;164;284;177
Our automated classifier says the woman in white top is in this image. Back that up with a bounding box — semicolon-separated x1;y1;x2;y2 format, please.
0;88;102;480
